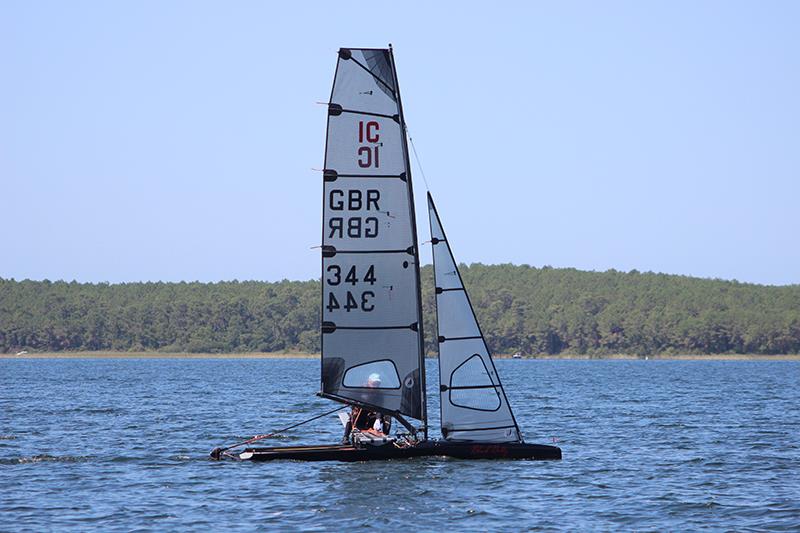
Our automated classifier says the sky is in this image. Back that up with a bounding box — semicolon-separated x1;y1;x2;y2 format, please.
2;1;798;286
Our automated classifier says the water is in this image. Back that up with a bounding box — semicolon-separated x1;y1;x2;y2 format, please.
1;359;798;531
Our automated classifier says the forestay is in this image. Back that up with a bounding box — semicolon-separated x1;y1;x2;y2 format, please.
428;193;522;442
320;48;426;423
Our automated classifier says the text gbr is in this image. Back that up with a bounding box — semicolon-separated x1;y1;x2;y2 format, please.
327;189;381;239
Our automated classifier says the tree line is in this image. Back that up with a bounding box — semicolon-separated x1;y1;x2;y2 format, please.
1;264;799;355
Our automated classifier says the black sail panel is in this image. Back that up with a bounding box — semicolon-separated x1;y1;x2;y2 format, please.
320;48;424;421
428;193;522;442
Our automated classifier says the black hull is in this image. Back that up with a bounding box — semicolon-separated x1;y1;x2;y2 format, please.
240;441;561;462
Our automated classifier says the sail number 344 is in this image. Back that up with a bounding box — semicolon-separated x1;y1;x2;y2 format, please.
326;264;376;313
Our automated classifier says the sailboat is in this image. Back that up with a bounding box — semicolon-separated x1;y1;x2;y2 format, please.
234;46;560;461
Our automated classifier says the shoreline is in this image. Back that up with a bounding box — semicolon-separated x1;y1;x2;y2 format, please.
0;352;318;359
2;352;798;361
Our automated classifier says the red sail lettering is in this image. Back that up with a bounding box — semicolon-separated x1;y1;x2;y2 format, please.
366;121;379;143
358;121;380;143
357;147;372;168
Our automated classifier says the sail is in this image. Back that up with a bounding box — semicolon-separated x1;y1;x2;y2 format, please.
427;193;522;442
320;47;426;423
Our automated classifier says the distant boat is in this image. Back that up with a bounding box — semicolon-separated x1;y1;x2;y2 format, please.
512;352;523;359
16;350;28;356
213;46;560;463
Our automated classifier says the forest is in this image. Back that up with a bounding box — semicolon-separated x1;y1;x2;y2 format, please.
1;264;799;355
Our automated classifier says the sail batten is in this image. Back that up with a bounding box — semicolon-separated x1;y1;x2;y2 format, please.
320;48;425;425
428;193;523;443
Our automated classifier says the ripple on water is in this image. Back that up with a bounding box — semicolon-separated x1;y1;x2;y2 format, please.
0;359;798;531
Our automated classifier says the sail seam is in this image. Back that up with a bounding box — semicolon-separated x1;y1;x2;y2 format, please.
442;384;500;391
439;335;482;342
436;287;465;293
332;325;415;331
445;425;517;433
335;173;405;179
331;249;414;255
337;108;399;121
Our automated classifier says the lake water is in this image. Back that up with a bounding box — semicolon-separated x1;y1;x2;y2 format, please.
1;358;798;531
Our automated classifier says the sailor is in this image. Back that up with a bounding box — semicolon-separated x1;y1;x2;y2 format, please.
341;373;392;443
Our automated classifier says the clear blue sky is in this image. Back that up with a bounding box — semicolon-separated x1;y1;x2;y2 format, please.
2;2;798;285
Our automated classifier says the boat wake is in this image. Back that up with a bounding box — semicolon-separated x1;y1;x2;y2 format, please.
1;454;91;465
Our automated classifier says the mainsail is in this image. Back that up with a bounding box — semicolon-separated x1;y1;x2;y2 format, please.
428;193;522;442
320;47;426;427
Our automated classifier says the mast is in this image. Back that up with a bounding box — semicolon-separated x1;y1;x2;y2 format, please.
387;44;428;440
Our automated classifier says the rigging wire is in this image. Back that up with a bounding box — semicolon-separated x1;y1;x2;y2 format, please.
406;127;431;192
209;405;347;460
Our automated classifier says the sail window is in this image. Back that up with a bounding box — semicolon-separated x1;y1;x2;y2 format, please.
343;360;401;389
449;354;501;411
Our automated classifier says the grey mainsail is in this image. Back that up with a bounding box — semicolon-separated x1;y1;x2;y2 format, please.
428;193;522;442
320;48;426;426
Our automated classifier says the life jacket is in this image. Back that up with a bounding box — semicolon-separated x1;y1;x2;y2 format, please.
351;407;377;431
350;407;391;433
